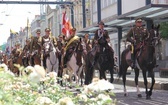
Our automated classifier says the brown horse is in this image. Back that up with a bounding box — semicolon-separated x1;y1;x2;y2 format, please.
8;50;23;76
1;54;8;65
118;24;160;99
30;41;42;66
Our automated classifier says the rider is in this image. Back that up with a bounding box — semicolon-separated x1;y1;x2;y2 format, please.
63;28;79;68
83;33;92;52
57;34;66;69
93;21;114;65
22;39;30;66
126;18;150;68
41;28;57;69
30;29;42;66
11;42;22;63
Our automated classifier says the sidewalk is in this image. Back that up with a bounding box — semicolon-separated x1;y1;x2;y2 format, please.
113;70;168;90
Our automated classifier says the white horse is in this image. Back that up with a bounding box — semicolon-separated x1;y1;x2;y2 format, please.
63;37;87;85
43;39;59;74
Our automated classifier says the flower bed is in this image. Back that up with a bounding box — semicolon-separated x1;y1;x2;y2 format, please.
0;64;117;105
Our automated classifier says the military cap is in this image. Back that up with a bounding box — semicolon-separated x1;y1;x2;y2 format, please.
98;21;105;25
45;28;51;32
135;18;142;22
15;43;20;46
36;29;41;33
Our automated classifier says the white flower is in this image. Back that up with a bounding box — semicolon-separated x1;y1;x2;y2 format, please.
96;79;114;91
77;94;88;102
0;63;14;76
97;94;111;101
47;72;57;78
83;79;114;93
34;65;46;79
24;65;46;83
57;97;74;105
62;74;70;80
0;63;8;71
35;96;54;105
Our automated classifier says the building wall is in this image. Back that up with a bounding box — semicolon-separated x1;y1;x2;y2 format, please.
31;15;41;37
122;0;146;14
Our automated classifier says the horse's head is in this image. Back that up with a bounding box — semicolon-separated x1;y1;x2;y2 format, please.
43;41;51;53
149;24;160;46
77;38;87;55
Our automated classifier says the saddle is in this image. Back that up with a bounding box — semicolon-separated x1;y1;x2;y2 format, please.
126;44;143;67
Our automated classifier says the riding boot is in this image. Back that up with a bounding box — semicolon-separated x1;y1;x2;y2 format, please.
92;52;99;66
43;56;47;69
30;57;35;66
63;55;67;68
131;53;136;68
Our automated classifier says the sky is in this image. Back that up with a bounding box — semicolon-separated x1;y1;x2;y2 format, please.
0;0;61;46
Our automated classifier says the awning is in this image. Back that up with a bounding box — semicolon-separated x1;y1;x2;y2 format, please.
78;4;168;34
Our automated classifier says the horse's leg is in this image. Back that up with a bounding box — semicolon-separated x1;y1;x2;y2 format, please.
122;66;128;96
99;69;106;80
109;65;114;83
84;57;93;85
148;70;155;97
134;68;142;97
141;69;150;99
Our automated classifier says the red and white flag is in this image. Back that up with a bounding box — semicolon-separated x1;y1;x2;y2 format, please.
61;11;73;38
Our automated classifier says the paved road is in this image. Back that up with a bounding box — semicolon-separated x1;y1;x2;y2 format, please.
113;84;168;105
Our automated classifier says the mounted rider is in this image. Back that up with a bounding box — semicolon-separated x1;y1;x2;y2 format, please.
41;28;57;69
30;29;42;66
22;39;31;66
57;34;66;69
93;21;114;65
83;33;92;52
126;18;150;68
63;28;80;68
11;42;22;63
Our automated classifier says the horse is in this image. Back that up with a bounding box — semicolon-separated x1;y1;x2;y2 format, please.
43;40;59;74
84;43;114;85
63;37;87;85
1;53;8;65
30;41;42;66
8;49;23;76
22;39;31;67
118;24;160;99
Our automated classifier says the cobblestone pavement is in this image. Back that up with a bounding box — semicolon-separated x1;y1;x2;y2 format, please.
113;84;168;105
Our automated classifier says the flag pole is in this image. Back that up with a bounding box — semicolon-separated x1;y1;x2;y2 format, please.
27;17;29;38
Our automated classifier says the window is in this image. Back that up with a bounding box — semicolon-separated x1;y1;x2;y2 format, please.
93;0;97;12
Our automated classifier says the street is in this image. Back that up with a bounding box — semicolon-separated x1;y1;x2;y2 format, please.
113;84;168;105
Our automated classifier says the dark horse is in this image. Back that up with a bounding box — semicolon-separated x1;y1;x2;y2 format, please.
118;24;160;99
84;44;114;85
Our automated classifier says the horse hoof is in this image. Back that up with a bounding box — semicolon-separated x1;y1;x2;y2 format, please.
138;94;142;98
146;96;151;100
124;93;128;97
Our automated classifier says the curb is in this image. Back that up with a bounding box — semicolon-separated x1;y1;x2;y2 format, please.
113;78;168;90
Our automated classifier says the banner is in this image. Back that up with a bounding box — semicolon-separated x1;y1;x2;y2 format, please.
61;11;73;38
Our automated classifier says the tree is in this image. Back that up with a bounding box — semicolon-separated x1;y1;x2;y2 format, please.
160;22;168;39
